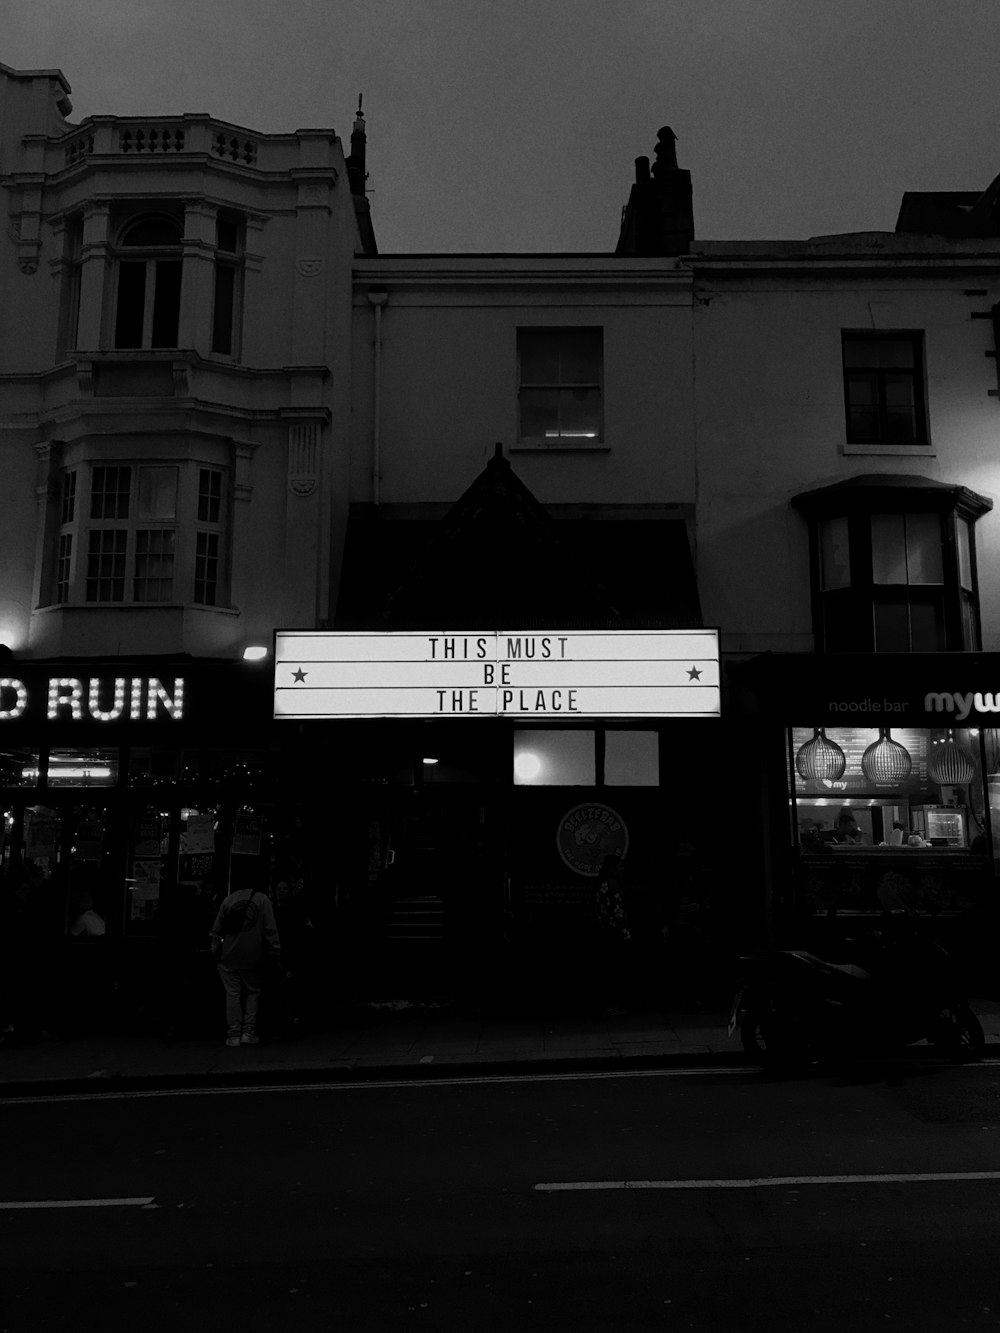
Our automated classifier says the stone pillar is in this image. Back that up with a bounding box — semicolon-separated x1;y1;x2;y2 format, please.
74;201;111;351
178;199;216;354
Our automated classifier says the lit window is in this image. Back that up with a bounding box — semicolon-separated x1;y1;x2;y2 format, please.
517;328;603;444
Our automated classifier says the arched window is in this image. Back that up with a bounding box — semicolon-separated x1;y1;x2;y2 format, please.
113;214;183;349
793;475;992;653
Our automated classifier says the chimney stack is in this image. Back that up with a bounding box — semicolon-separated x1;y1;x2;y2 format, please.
615;126;694;257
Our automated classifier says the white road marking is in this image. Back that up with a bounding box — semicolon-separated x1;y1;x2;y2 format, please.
0;1197;154;1210
1;1057;997;1107
534;1171;1000;1192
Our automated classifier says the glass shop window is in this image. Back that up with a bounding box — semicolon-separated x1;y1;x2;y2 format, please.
514;730;596;786
604;731;659;786
789;724;988;853
0;750;40;787
45;749;119;788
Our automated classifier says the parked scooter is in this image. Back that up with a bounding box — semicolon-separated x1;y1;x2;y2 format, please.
730;912;985;1067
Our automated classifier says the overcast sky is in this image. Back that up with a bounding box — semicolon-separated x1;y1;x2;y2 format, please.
5;0;998;253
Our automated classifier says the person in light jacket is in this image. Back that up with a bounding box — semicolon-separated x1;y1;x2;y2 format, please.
210;887;281;1047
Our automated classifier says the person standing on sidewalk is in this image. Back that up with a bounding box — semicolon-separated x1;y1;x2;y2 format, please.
210;886;281;1047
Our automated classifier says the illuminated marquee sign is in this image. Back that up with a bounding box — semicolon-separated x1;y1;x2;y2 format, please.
0;676;185;723
274;631;720;719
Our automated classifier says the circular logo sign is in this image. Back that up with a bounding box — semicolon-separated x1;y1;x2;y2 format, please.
556;803;629;877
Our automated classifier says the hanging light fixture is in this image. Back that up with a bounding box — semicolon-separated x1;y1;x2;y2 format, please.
795;728;846;781
861;728;912;785
928;731;976;786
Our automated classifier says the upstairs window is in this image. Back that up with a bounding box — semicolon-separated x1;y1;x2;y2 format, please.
795;479;991;654
49;461;229;609
211;211;244;357
517;327;603;445
842;332;927;447
113;215;183;349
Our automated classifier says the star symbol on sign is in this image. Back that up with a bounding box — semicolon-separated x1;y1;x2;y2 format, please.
291;668;308;683
686;666;702;681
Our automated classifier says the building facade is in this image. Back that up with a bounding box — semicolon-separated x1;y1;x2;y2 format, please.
3;60;1000;1014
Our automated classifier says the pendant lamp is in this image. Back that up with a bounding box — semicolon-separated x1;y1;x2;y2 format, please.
861;728;912;785
928;731;976;786
795;728;847;782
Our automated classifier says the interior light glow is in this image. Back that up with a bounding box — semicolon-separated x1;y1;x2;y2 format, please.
422;756;439;765
243;646;269;662
514;751;542;781
25;765;113;780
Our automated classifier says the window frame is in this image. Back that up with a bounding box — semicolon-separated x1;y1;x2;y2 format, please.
48;458;231;610
794;480;990;654
111;213;184;351
841;330;928;449
210;211;245;358
515;326;605;449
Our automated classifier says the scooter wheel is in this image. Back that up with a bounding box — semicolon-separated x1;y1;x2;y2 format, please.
933;1005;986;1062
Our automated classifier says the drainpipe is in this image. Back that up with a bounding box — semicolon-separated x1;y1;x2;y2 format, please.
367;289;388;505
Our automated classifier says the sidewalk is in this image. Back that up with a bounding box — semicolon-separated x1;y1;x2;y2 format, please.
2;1000;999;1098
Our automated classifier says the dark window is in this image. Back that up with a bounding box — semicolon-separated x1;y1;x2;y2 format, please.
86;529;127;602
211;212;243;356
55;534;72;604
133;529;175;602
90;466;131;520
197;468;222;523
843;333;926;446
795;481;990;654
194;531;219;605
60;470;77;525
518;328;602;443
113;215;183;350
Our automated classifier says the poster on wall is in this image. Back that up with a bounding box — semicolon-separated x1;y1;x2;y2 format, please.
180;814;215;855
133;815;164;859
129;859;162;921
556;803;629;877
232;812;262;856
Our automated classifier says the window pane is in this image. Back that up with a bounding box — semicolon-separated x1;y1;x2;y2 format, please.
198;469;222;524
873;592;910;652
134;529;175;602
212;263;236;355
195;531;219;605
151;259;181;347
557;330;601;384
519;388;560;439
558;386;602;438
513;730;595;785
136;466;178;521
86;529;127;602
819;516;851;590
605;731;659;786
519;333;560;385
908;590;946;652
871;514;906;584
216;217;240;253
90;466;131;521
961;592;977;649
904;512;943;584
114;261;146;348
61;470;77;525
958;518;973;591
56;533;72;603
843;337;916;368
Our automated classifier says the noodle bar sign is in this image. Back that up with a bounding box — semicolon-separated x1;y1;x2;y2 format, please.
274;630;720;719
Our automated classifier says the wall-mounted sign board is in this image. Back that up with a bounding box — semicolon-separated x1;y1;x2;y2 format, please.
274;630;720;720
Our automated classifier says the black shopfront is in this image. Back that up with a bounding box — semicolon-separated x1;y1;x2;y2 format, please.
735;652;1000;988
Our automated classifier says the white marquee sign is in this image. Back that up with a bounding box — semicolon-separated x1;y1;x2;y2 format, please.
274;630;720;719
